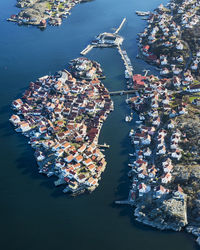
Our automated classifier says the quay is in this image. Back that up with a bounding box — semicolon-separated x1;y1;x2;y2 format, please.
109;90;136;96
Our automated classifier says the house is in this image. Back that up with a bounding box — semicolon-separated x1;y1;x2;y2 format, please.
154;185;169;198
17;122;31;132
87;164;96;173
78;144;87;153
75;155;83;163
161;172;172;183
86;177;98;187
65;154;74;163
187;84;200;93
141;134;151;145
9;115;21;126
138;169;148;179
138;183;151;196
12;98;23;110
35;151;45;161
171;149;182;160
148;165;158;178
163;163;173;173
83;158;93;166
157;145;166;155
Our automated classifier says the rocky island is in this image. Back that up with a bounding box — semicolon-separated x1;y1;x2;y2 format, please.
10;57;113;195
123;0;200;246
8;0;92;28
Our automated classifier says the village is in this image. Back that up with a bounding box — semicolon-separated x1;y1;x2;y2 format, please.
7;0;90;28
122;0;200;245
10;57;113;195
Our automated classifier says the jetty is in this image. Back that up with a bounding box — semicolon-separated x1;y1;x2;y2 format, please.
80;44;94;55
114;18;126;34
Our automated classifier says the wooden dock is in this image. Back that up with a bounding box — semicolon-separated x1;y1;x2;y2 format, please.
80;44;94;55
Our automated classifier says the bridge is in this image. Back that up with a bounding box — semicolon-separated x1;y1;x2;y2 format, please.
109;89;137;96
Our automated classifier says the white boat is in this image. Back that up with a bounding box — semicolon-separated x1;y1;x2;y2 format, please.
125;70;131;79
129;153;134;157
129;129;134;137
125;116;133;122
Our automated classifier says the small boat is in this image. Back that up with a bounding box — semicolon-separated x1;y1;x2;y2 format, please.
125;69;131;79
129;129;134;137
125;116;132;122
136;120;143;124
129;153;134;157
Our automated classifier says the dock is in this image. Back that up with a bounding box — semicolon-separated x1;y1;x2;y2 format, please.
98;143;110;148
115;200;131;205
118;45;134;78
114;18;126;34
80;44;94;55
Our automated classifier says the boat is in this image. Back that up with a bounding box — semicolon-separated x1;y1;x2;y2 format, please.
129;153;134;157
125;69;131;79
125;116;133;122
135;11;150;16
129;129;134;137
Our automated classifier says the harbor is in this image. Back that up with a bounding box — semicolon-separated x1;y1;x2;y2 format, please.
0;0;196;250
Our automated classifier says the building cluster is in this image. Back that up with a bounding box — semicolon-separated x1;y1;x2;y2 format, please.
10;59;113;194
127;74;188;202
70;57;104;80
138;0;200;78
8;0;82;28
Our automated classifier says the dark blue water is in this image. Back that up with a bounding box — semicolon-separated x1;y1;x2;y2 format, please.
0;0;198;249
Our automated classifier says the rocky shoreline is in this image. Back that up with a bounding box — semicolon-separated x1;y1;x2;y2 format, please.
125;0;200;246
8;0;92;29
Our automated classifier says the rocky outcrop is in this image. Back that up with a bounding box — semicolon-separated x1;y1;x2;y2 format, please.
16;0;38;8
134;193;188;231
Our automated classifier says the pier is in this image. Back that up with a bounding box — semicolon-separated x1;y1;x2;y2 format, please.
114;18;126;34
80;44;94;55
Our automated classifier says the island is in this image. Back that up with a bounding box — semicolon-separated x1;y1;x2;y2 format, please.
120;0;200;246
10;57;113;195
8;0;93;28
